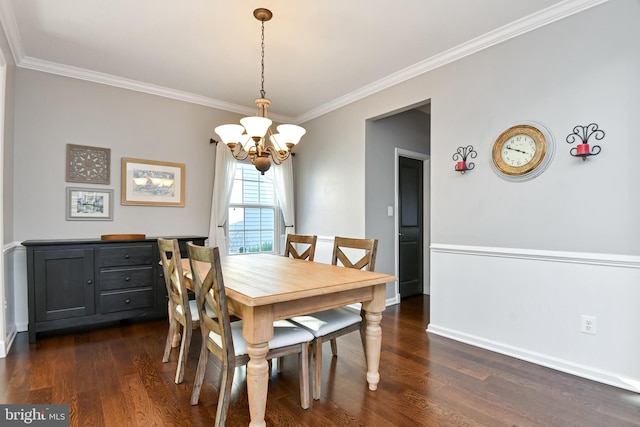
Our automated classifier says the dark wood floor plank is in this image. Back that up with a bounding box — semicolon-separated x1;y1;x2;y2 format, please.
2;295;639;427
100;385;137;427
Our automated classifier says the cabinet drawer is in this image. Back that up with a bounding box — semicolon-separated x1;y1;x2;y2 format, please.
100;288;154;314
98;245;153;267
100;266;153;291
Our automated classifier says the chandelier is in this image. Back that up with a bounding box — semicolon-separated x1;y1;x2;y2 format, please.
214;8;306;175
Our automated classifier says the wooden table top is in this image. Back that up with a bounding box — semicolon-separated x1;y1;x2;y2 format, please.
184;253;396;307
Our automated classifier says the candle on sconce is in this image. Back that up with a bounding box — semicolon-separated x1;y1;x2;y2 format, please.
456;161;466;170
576;143;590;155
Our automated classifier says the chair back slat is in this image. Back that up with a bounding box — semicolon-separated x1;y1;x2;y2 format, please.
284;234;317;261
331;236;378;272
158;238;190;319
187;243;235;364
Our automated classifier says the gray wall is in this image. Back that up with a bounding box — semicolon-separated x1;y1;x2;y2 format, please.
298;0;639;256
428;3;639;254
1;26;14;243
365;109;430;297
295;0;640;390
3;65;14;243
13;69;242;240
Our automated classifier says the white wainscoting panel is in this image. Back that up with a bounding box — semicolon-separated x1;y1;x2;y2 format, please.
314;235;335;265
428;244;640;393
1;242;26;357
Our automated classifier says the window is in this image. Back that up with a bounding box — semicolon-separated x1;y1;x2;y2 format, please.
227;163;279;254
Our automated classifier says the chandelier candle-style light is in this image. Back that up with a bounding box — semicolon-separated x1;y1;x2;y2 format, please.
215;8;306;174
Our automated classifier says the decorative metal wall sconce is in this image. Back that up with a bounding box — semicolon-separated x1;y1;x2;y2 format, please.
453;145;477;174
567;123;604;161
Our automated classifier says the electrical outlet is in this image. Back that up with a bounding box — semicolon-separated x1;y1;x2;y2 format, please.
581;315;597;335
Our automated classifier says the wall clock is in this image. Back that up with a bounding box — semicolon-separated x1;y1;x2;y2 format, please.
491;122;554;182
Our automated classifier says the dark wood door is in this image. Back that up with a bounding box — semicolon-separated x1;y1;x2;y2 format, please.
399;156;423;297
34;248;95;321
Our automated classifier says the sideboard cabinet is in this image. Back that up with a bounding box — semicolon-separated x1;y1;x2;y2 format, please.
23;236;206;342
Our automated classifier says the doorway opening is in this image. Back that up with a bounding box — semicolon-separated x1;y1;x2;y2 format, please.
364;100;430;305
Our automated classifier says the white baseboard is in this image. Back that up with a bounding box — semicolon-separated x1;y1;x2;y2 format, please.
387;293;401;306
0;324;17;358
427;324;640;394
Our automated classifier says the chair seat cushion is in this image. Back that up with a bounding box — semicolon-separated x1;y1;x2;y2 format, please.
208;320;314;357
289;307;361;337
176;299;216;321
175;300;200;322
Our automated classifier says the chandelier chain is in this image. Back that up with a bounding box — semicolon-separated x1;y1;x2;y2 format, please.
260;19;266;99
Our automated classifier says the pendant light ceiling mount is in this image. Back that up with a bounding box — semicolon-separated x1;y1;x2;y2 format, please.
253;8;272;22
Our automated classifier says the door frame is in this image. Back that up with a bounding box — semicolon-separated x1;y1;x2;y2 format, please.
394;148;430;298
0;55;7;356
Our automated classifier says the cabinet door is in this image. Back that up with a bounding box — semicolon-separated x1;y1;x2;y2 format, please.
34;248;95;321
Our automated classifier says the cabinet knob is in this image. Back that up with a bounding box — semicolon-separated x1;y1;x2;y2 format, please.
125;277;130;281
87;280;93;284
125;254;130;259
125;299;131;304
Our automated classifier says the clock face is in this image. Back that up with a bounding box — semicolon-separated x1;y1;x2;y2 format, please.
501;134;536;167
492;125;547;176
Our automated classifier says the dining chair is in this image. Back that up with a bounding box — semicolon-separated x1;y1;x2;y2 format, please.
284;233;317;261
187;242;314;425
289;236;378;400
278;233;318;372
158;237;200;384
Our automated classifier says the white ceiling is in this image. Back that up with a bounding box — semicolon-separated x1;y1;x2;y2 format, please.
0;0;605;123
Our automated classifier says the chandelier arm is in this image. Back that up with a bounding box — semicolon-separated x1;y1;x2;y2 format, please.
232;151;250;161
264;146;290;164
229;144;250;161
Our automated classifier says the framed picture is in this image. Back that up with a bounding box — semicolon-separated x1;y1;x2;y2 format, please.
66;187;114;221
121;157;185;206
66;144;111;184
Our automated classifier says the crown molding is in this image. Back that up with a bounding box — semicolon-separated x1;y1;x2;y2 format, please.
0;0;609;124
18;56;299;123
18;55;251;111
295;0;610;123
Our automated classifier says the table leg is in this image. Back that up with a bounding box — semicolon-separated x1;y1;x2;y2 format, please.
364;310;382;390
246;342;270;427
362;283;385;391
243;307;274;427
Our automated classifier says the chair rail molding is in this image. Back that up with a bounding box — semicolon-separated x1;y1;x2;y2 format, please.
431;243;640;269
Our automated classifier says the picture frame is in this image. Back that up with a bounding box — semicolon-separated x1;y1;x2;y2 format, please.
66;187;114;221
66;144;111;184
121;157;185;206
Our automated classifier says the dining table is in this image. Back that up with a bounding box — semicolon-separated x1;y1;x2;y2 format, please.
181;253;395;427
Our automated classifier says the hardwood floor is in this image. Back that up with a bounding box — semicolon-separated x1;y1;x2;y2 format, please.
2;295;639;426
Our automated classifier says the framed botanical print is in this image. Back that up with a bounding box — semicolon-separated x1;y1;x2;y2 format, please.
121;157;185;206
